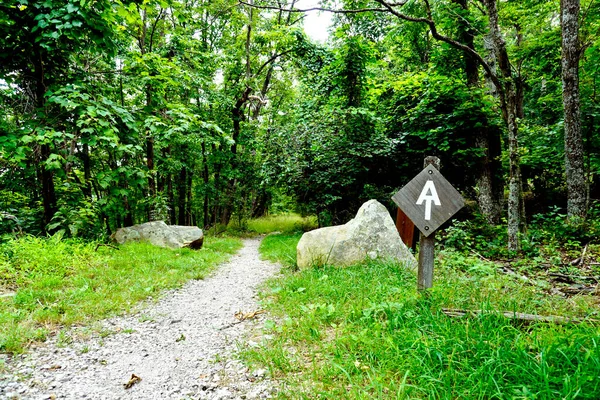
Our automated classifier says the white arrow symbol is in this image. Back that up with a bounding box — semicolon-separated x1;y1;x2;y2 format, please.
416;180;441;221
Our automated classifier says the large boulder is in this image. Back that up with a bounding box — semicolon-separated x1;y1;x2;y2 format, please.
297;200;416;269
113;221;204;250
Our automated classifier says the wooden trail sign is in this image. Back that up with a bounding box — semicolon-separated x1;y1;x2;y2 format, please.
392;163;464;236
392;157;465;290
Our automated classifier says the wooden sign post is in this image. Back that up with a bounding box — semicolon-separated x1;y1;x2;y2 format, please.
392;157;464;291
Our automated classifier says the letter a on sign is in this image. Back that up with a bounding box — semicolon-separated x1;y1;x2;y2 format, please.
416;180;441;221
392;164;464;236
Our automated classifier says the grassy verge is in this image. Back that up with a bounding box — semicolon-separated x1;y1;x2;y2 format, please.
258;233;302;268
218;213;317;237
246;233;600;399
247;214;317;234
0;234;242;354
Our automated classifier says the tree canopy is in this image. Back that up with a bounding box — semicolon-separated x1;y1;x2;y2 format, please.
1;0;599;251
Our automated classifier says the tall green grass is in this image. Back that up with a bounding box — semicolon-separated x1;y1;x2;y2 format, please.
258;233;302;268
0;234;242;354
245;233;600;399
247;214;316;234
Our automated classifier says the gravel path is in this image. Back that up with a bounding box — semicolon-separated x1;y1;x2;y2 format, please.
1;237;280;400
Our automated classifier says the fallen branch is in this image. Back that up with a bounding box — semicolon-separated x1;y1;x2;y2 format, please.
95;243;120;251
559;285;598;296
470;250;491;262
571;243;590;266
442;308;599;325
548;273;598;283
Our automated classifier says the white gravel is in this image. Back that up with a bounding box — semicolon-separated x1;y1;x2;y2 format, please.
0;237;280;400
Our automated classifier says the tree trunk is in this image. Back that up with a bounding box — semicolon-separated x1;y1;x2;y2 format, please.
561;0;586;219
82;143;92;199
454;0;502;224
475;132;503;224
39;144;58;227
123;196;134;227
167;173;175;224
484;0;523;251
251;189;269;218
202;141;210;228
32;48;57;228
221;87;252;227
178;167;187;225
220;179;236;227
146;134;156;220
506;88;523;252
187;171;193;225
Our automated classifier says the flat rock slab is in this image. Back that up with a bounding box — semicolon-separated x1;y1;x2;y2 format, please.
0;238;279;400
297;199;416;269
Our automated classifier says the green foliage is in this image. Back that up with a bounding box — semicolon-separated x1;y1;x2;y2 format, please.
268;36;397;224
442;205;600;261
530;204;600;246
258;232;303;268
442;217;510;258
0;235;242;353
250;235;600;399
46;201;101;238
378;72;503;192
1;0;595;240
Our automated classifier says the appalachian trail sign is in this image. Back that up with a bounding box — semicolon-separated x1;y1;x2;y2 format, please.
392;157;465;290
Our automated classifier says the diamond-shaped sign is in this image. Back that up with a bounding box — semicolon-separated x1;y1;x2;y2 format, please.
392;165;464;236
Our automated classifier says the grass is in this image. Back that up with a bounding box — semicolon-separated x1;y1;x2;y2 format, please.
244;233;600;399
258;232;302;268
0;234;242;354
247;214;317;234
220;213;317;237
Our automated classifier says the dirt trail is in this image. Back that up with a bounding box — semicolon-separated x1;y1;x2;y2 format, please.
1;237;280;400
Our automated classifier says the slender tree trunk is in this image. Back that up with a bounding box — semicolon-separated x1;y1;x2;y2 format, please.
39;145;57;227
178;167;187;225
220;179;236;226
561;0;586;219
484;0;523;251
123;196;134;227
32;49;57;227
251;189;269;218
202;141;210;228
145;83;156;221
454;0;502;224
82;143;92;199
167;173;175;224
221;88;252;227
187;170;193;225
212;143;222;227
506;89;523;251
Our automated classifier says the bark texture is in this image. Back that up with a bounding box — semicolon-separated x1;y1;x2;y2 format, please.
484;0;523;251
561;0;587;219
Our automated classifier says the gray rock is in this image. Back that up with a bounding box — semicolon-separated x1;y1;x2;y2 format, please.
112;221;203;250
296;199;416;269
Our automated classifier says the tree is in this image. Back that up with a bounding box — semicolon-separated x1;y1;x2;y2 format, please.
0;0;116;229
246;0;529;250
561;0;586;219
